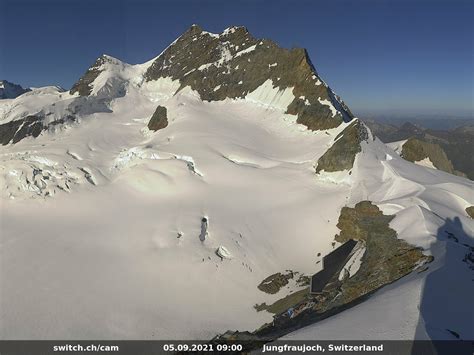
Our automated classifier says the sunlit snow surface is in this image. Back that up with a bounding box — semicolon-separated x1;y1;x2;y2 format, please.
0;61;473;340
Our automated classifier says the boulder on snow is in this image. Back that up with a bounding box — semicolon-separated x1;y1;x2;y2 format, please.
148;105;168;131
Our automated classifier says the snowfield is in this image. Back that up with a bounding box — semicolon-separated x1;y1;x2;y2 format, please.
0;75;354;339
0;39;473;341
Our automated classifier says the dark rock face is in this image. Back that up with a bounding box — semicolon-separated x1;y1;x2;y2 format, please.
466;206;474;219
315;120;369;173
0;115;43;145
148;105;168;131
0;114;76;145
145;25;353;131
0;80;30;99
401;137;456;174
70;56;109;96
257;271;294;294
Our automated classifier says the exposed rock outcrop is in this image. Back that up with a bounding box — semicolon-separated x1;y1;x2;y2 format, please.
466;206;474;219
0;115;43;145
70;55;110;96
330;201;431;304
144;25;353;130
0;114;76;145
315;120;368;173
147;105;168;131
401;137;456;174
257;271;294;294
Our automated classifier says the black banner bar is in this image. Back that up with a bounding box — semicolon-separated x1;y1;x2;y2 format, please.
0;340;471;355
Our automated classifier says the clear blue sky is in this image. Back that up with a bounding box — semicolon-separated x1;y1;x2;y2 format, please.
0;0;472;118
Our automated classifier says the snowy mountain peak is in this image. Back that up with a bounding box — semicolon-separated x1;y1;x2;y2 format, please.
69;56;110;96
69;54;131;97
186;24;249;38
189;23;203;32
65;25;354;132
144;25;353;130
98;53;124;65
222;25;249;36
1;26;365;171
0;80;31;99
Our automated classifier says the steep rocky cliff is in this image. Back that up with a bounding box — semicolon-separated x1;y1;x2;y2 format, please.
315;120;369;173
144;25;353;131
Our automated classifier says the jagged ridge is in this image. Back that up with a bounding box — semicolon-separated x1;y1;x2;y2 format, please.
0;80;30;99
144;25;353;130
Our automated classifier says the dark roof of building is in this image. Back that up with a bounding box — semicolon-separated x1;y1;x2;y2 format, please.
310;239;357;294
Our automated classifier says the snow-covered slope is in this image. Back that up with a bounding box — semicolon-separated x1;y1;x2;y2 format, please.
0;79;351;339
284;153;474;340
0;26;472;341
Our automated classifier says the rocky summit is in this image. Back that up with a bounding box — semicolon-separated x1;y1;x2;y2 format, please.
144;25;353;131
2;25;366;171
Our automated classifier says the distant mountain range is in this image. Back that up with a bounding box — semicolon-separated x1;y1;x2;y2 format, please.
0;80;30;99
364;120;474;180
